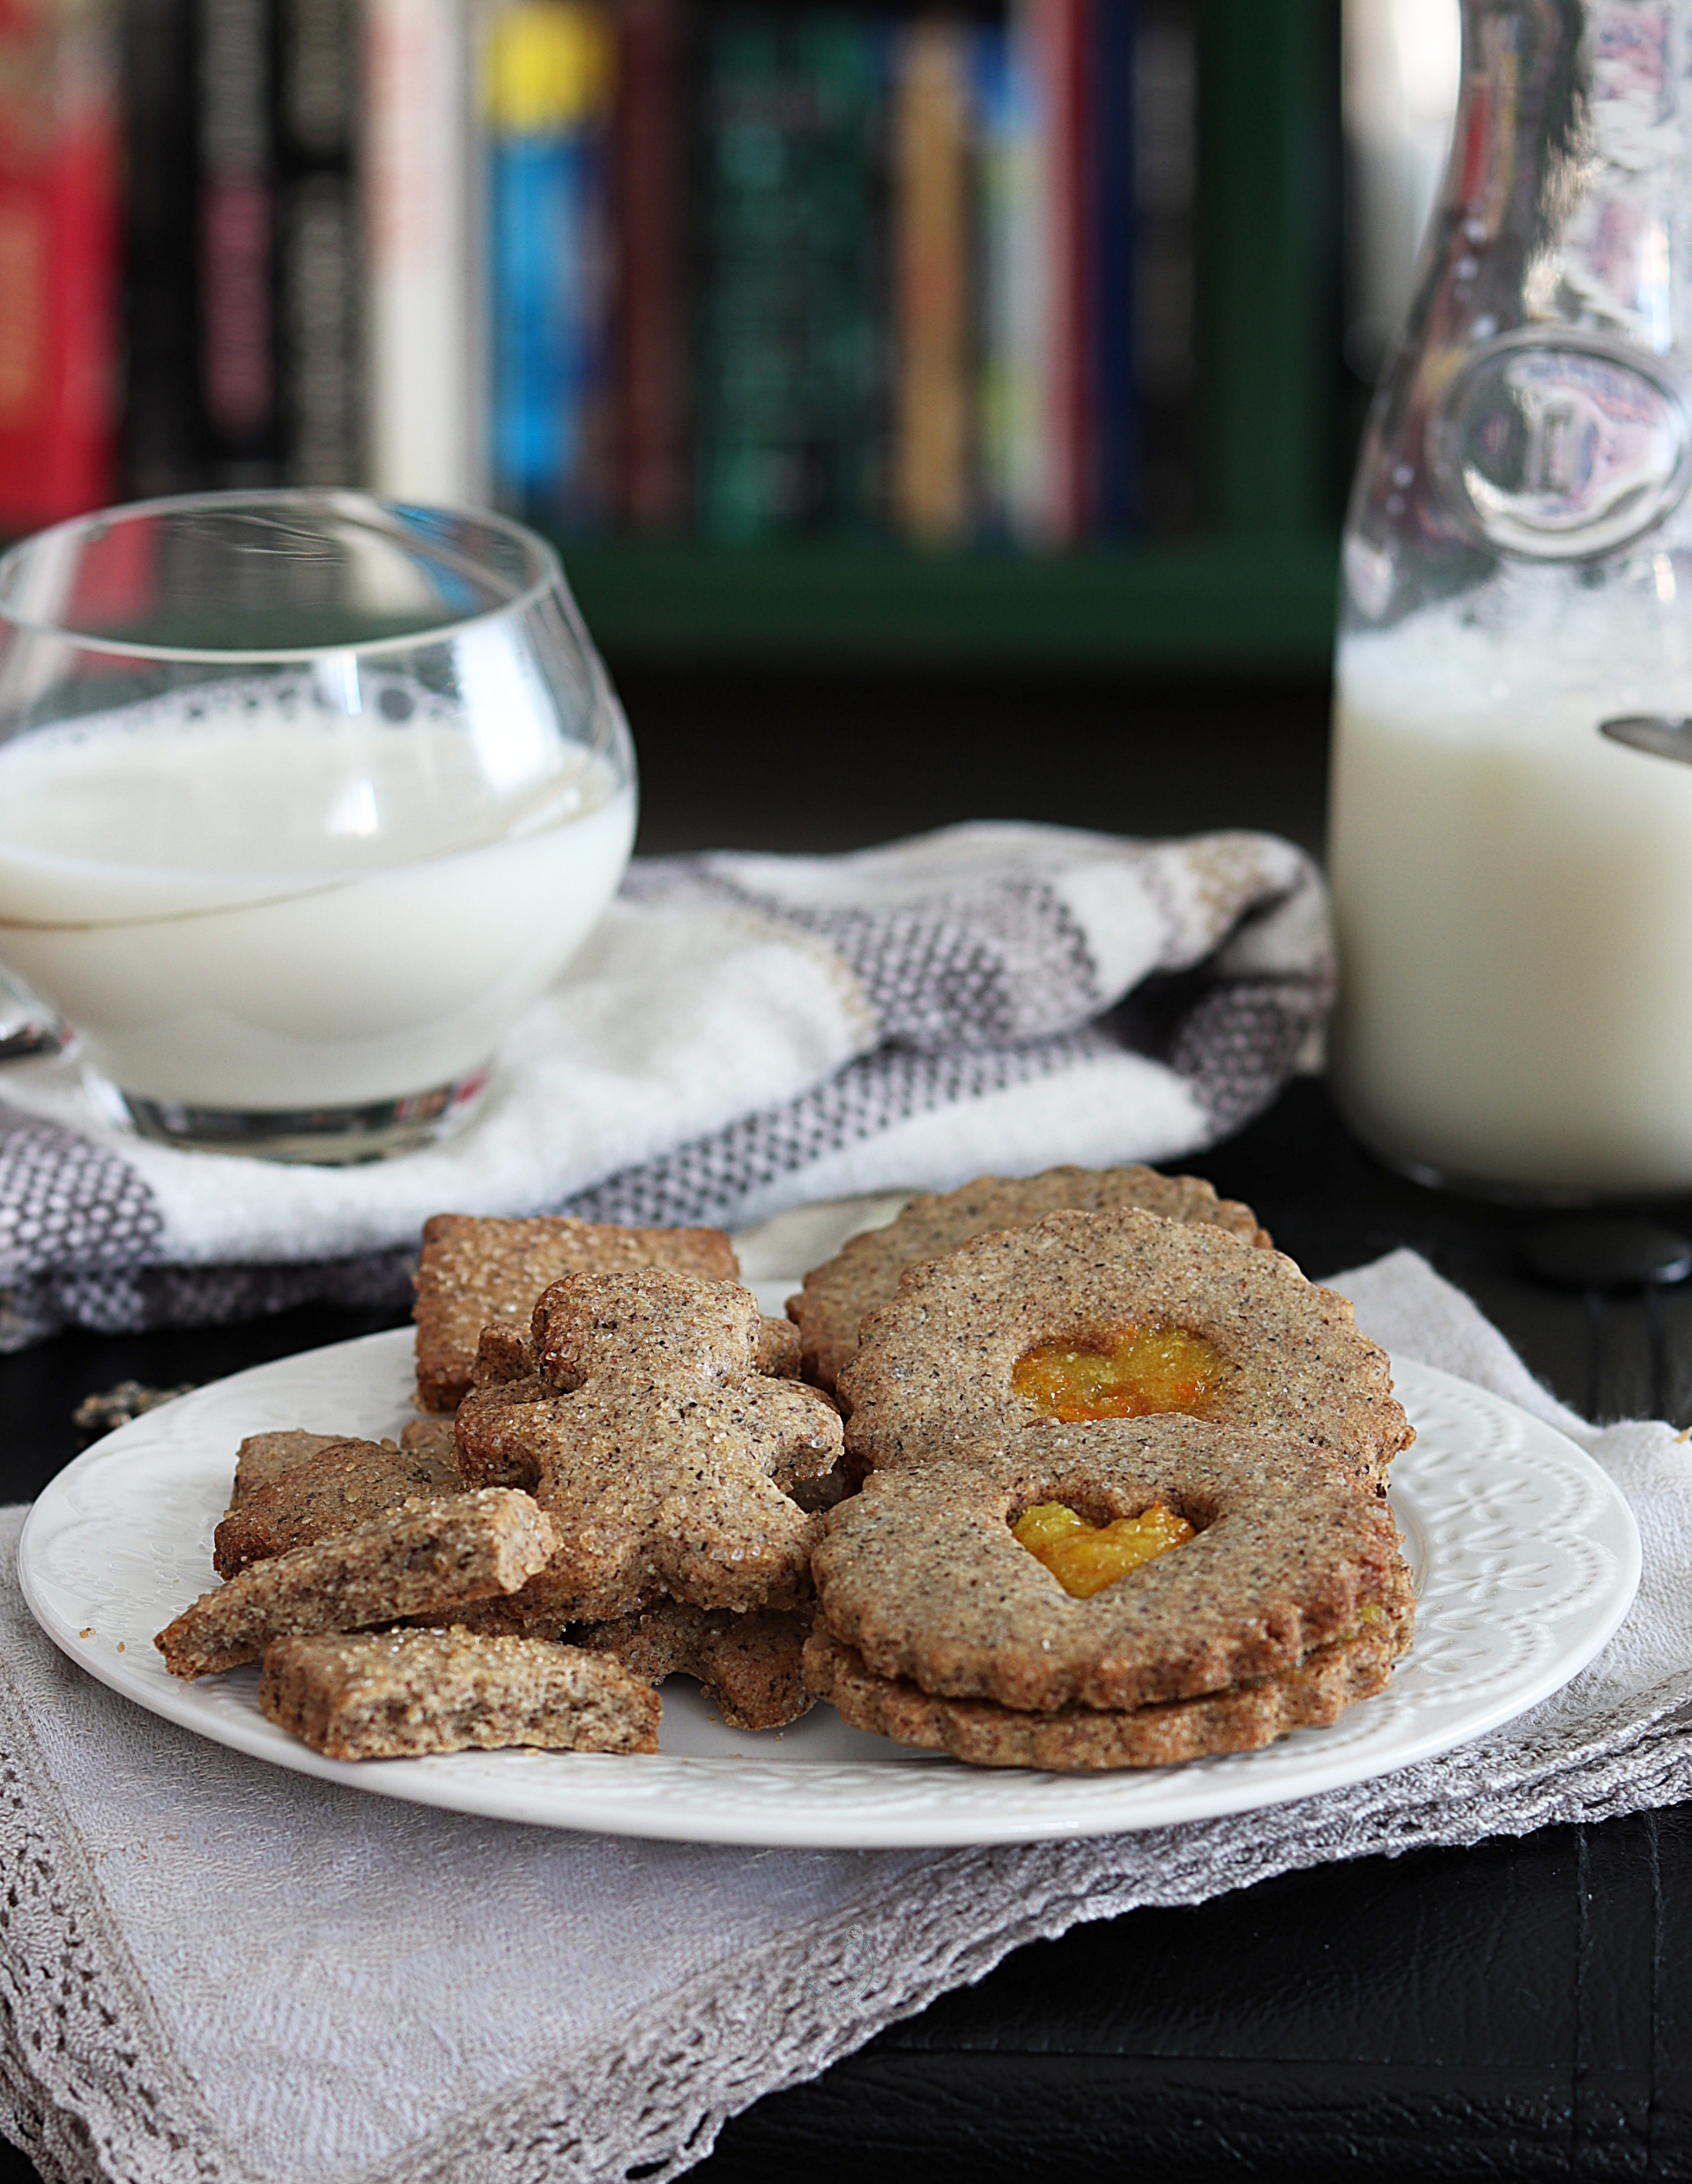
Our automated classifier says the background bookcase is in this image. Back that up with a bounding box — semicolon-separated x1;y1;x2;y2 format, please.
568;0;1344;669
0;0;1347;674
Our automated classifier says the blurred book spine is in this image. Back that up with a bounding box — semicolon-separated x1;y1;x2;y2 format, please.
0;0;120;529
694;10;886;541
1087;0;1132;534
615;0;686;529
362;0;479;501
891;15;968;542
199;0;278;480
276;0;361;483
486;0;615;530
122;0;200;493
1131;0;1195;533
972;17;1035;539
1014;0;1087;543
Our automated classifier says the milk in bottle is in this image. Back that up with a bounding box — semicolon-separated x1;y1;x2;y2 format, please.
1331;0;1692;1194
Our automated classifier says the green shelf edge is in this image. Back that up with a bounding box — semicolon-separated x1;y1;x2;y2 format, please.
556;533;1340;670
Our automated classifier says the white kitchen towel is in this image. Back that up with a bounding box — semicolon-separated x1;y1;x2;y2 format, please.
0;821;1332;1347
4;1249;1692;2184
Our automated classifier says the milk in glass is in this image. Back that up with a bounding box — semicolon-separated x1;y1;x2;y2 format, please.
0;680;635;1108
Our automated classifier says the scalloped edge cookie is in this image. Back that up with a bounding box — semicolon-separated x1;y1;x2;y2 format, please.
803;1609;1410;1772
838;1207;1411;1492
810;1415;1414;1712
788;1165;1271;1393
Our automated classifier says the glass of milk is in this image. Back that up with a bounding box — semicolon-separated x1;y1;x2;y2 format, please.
0;493;636;1161
1331;0;1692;1199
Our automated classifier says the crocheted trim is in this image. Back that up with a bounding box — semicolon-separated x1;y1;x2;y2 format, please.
1;1503;1690;2184
0;1631;257;2184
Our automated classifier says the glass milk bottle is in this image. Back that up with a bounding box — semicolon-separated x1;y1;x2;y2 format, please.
1330;0;1692;1196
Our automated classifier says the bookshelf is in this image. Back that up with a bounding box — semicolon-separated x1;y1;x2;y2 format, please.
570;0;1344;671
563;532;1339;666
0;0;1344;673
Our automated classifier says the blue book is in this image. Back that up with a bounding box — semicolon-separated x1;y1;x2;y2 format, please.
487;4;617;531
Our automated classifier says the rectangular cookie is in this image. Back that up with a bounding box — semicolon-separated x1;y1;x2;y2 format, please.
259;1628;662;1758
229;1430;353;1512
413;1214;740;1413
399;1415;460;1460
213;1437;464;1579
156;1489;557;1678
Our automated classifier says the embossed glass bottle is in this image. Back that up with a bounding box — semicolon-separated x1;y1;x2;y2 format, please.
1329;0;1692;1195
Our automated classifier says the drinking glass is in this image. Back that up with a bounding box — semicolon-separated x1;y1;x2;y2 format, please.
0;492;637;1162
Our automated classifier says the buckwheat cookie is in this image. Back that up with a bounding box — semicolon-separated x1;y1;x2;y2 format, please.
399;1415;460;1461
413;1213;741;1413
804;1608;1409;1772
227;1430;352;1512
213;1436;462;1579
450;1594;815;1731
789;1165;1272;1392
575;1601;814;1731
810;1417;1412;1713
156;1489;558;1678
838;1207;1411;1492
260;1627;661;1759
450;1268;842;1624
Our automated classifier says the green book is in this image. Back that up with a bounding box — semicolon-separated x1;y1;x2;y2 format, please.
694;9;887;540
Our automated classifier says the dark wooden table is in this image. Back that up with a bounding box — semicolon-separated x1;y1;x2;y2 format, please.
2;1074;1688;2184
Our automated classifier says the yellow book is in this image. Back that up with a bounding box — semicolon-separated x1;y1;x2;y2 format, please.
893;19;971;541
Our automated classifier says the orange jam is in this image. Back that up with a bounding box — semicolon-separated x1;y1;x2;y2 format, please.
1012;1501;1196;1599
1011;1326;1227;1422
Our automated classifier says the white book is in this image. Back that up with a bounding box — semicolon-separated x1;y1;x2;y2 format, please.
361;0;487;504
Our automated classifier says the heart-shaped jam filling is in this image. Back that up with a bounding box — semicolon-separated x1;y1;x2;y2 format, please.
1012;1501;1196;1598
1011;1326;1226;1422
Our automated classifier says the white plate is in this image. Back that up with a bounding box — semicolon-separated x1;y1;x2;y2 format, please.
18;1318;1640;1848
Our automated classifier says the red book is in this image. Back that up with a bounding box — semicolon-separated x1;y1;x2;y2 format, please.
616;0;688;531
0;0;119;531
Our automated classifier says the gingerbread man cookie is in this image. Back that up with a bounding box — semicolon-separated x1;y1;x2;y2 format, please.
453;1267;843;1623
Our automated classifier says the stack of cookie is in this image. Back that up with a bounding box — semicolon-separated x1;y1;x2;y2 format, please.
153;1213;833;1757
792;1171;1417;1771
154;1174;1416;1775
155;1469;663;1759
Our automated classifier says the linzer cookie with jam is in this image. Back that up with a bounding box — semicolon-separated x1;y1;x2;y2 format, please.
804;1612;1410;1771
837;1207;1412;1493
809;1418;1414;1714
788;1164;1273;1393
804;1415;1414;1772
412;1213;742;1413
448;1267;842;1625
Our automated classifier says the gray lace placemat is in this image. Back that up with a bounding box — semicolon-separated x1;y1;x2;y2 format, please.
4;1252;1692;2184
